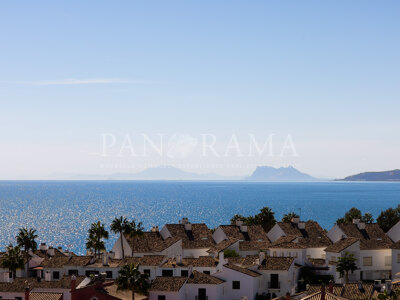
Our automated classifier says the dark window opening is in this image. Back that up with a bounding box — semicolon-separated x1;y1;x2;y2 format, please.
162;269;173;277
181;270;189;277
53;271;60;279
203;271;210;275
233;281;240;289
106;271;113;279
158;296;166;300
68;270;79;276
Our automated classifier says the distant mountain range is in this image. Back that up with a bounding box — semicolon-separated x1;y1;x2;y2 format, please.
245;166;316;181
339;169;400;181
49;165;317;181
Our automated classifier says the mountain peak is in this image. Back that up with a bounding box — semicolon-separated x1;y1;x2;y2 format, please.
246;166;315;182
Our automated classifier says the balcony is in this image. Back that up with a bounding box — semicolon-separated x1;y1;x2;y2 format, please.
268;282;281;289
195;297;208;300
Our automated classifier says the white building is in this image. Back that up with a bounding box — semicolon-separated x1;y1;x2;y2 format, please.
326;220;393;281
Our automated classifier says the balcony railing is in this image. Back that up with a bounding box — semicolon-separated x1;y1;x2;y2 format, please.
268;282;281;289
195;296;208;300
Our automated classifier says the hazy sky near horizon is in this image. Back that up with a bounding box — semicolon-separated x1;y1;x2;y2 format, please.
1;1;399;179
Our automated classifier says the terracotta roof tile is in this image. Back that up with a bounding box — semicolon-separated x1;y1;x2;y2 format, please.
0;276;85;293
187;270;225;285
258;257;294;271
150;276;187;292
30;292;63;300
162;256;217;268
207;238;238;253
220;225;271;251
325;238;359;253
125;232;180;253
338;223;392;250
227;255;259;268
165;224;214;249
275;221;331;248
224;263;261;277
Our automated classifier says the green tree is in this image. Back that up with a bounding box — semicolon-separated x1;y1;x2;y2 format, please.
111;216;131;259
377;205;400;232
116;263;149;300
16;227;38;276
1;244;24;279
254;206;276;231
223;249;240;258
282;212;300;223
230;214;247;225
336;251;357;283
361;212;374;224
86;221;109;258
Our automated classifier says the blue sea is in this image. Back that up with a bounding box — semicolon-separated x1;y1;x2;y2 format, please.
0;181;399;254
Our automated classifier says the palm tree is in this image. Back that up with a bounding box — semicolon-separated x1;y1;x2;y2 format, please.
282;212;300;223
116;263;149;300
336;251;357;283
1;244;24;279
16;227;38;276
86;221;109;258
111;216;131;259
127;220;144;256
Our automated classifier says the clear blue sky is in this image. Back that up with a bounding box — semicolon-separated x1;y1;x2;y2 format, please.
0;1;399;179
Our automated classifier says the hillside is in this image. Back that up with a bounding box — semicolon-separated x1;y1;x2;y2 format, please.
341;169;400;181
246;166;316;181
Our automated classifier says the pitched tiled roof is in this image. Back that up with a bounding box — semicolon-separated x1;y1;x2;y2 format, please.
275;221;331;248
162;256;217;268
325;238;359;253
227;255;259;268
302;291;347;300
150;276;187;292
165;224;214;249
224;263;261;277
220;225;270;251
307;284;343;297
341;283;375;299
125;232;180;253
258;257;294;271
270;235;307;249
391;240;400;249
30;292;63;300
187;270;225;285
207;238;238;253
0;276;85;292
65;255;92;267
338;223;393;250
119;255;166;267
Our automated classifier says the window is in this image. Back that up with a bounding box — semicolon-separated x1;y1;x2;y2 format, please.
158;296;166;300
273;251;277;257
203;271;210;275
232;281;240;290
106;271;113;279
397;253;400;263
53;271;60;279
363;256;373;266
162;269;173;277
144;269;151;276
385;256;392;266
181;270;188;277
68;270;78;276
9;272;12;278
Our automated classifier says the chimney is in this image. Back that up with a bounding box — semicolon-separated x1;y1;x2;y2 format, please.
184;223;192;231
235;220;243;227
102;253;109;266
151;226;159;232
298;222;306;230
25;287;30;300
328;280;334;293
259;252;265;263
45;271;51;282
47;247;55;256
176;254;183;265
39;243;48;251
291;217;300;224
240;225;248;233
217;251;227;271
286;292;290;300
71;275;77;291
357;222;366;230
180;218;189;225
321;284;326;300
352;219;360;224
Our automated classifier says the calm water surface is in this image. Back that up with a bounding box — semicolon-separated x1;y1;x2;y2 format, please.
0;181;399;254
